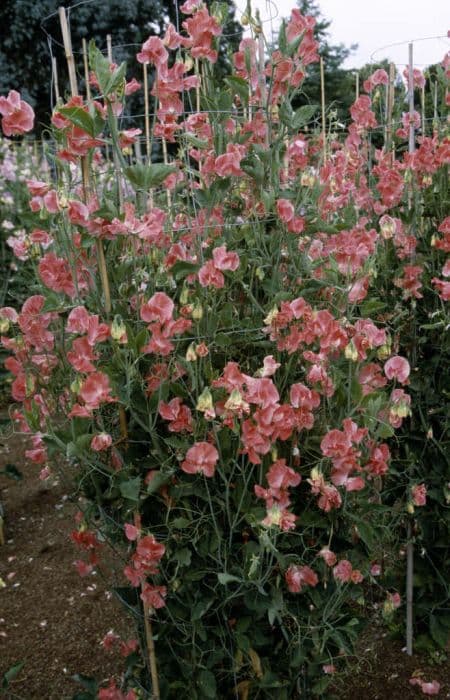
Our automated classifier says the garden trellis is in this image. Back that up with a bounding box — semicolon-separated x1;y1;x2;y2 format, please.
0;1;449;698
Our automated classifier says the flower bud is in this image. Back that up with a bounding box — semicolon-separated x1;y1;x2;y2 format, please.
344;341;358;362
192;302;203;321
0;318;10;333
196;387;214;414
185;343;197;362
180;286;189;305
111;315;127;343
70;377;83;394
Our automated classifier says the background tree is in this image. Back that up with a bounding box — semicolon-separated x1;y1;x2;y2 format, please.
0;0;242;132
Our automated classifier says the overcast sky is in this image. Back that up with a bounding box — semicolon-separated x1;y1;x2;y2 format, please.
239;0;449;69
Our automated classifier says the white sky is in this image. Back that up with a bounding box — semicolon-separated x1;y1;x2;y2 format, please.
238;0;449;70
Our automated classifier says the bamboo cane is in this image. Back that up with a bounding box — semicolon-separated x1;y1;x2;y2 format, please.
59;6;111;314
59;7;78;97
385;63;395;155
405;42;416;659
320;57;327;164
82;38;91;101
52;57;61;103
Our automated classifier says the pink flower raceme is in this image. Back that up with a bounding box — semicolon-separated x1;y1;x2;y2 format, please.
183;7;222;63
411;483;427;506
124;534;165;586
140;582;167;609
350;96;377;130
140;292;192;356
254;459;301;531
159;397;193;433
78;372;116;411
363;68;389;93
333;559;363;584
198;245;240;289
0;90;34;136
181;441;219;477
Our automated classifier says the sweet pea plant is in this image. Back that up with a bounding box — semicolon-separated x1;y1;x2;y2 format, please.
0;2;449;698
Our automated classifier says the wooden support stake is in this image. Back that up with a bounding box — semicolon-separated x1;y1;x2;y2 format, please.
106;34;113;62
58;7;78;97
143;603;161;700
355;71;359;100
59;6;111;314
385;63;395;155
406;42;415;659
421;83;426;138
161;136;172;208
143;63;151;161
195;58;201;114
82;38;91;101
320;57;327;163
52;57;61;103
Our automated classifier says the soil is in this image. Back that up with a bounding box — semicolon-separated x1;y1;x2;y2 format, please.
0;423;130;699
1;421;449;700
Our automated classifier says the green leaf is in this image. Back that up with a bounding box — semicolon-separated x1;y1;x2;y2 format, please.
174;547;192;566
124;163;177;190
354;519;375;550
171;517;191;529
292;104;318;130
191;599;213;621
217;573;241;585
119;477;141;502
1;463;23;480
225;76;249;105
58;106;97;137
2;662;24;689
72;674;98;693
145;471;173;495
311;675;332;695
171;260;200;280
197;669;217;698
278;20;287;55
279;100;294;128
429;614;450;648
104;62;127;96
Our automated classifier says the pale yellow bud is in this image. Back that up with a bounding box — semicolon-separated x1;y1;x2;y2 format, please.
196;387;214;415
111;315;127;342
264;306;278;325
192;302;203;321
344;341;359;362
185;343;197;362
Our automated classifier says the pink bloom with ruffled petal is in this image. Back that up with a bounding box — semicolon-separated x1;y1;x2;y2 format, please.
0;90;34;136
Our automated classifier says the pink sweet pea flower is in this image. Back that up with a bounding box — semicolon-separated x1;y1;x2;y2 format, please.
140;292;174;324
384;356;410;384
212;246;240;271
0;90;35;136
285;564;318;593
409;678;440;695
276;198;295;223
124;523;140;541
91;433;113;451
411;483;427;506
79;372;116;410
181;441;219;478
333;559;353;583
